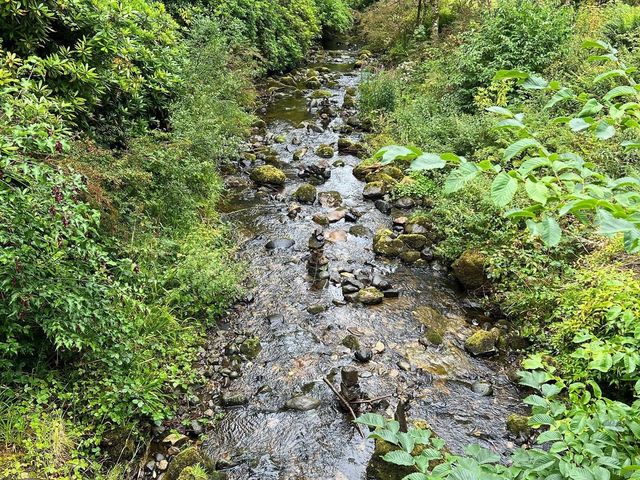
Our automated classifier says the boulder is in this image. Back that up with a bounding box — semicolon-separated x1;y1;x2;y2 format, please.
452;249;486;290
352;161;380;181
373;229;405;257
337;137;365;156
250;165;286;186
292;183;317;204
398;234;428;250
464;328;500;356
318;191;343;208
285;395;321;411
506;414;532;437
363;181;386;199
239;336;261;359
293;147;308;161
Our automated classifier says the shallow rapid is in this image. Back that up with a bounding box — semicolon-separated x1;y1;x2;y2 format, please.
205;48;523;480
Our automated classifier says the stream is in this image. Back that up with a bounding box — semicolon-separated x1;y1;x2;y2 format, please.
204;47;523;480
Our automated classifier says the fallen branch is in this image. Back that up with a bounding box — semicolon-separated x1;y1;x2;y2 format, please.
322;377;364;438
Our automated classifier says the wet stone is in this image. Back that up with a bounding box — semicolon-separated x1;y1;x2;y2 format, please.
265;238;295;250
354;347;373;363
285;395;321;411
472;381;494;396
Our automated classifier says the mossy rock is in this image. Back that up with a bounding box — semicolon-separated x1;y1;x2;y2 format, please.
293;147;308;161
239;336;261;359
506;414;532;437
365;172;398;187
306;79;322;89
373;229;405;257
337;137;365;155
451;249;486;290
380;165;404;180
413;306;447;345
311;89;331;99
165;447;216;480
363;181;387;199
316;144;335;158
353;160;381;181
243;152;257;163
357;287;384;305
177;465;226;480
341;334;360;350
397;234;427;250
274;134;286;143
249;165;286;186
400;251;421;263
343;95;357;108
464;328;500;356
346;86;358;96
292;183;317;204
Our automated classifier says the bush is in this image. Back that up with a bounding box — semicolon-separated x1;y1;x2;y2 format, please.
453;0;573;107
360;71;400;116
0;0;184;145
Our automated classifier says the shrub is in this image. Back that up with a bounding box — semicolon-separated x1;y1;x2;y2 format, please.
453;0;573;107
360;71;400;117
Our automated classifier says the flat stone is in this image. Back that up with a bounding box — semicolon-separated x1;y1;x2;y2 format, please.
326;208;347;223
472;381;494;396
285;395;321;411
326;230;347;242
265;238;295;250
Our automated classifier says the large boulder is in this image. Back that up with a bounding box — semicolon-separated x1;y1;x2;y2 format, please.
373;229;405;257
250;165;286;186
353;161;380;181
464;328;501;356
451;249;486;290
357;287;384;305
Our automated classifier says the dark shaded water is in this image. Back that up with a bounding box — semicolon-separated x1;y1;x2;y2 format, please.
206;49;522;480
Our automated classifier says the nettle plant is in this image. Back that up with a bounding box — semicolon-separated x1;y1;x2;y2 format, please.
357;358;640;480
375;40;640;252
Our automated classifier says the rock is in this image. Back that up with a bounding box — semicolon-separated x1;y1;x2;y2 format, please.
353;161;380;181
413;306;446;346
313;214;330;225
349;225;372;237
157;459;169;471
372;274;391;290
318;191;343;207
357;287;384;305
326;208;347;223
471;381;493;396
239;336;261;359
355;347;373;363
307;304;326;314
400;251;421;263
464;328;501;356
293;147;308;161
316;144;335;158
164;447;215;480
405;222;430;235
343;94;357;109
306;79;322;89
383;289;400;298
374;199;391;214
398;234;428;250
250;165;286;186
452;249;486;290
326;230;347;242
398;360;411;371
365;172;398;187
342;334;360;350
363;181;386;199
337;137;364;156
274;134;286;143
394;196;415;209
190;420;203;436
292;183;317;204
221;392;248;406
265;238;294;250
373;229;405;257
346;86;358;96
285;395;321;411
288;203;301;218
506;414;531;437
311;89;331;99
162;433;189;447
373;341;385;353
381;165;404;180
146;460;156;471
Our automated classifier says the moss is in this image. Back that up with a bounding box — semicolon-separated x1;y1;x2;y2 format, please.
316;144;335;158
506;414;531;437
373;229;405;257
353;159;381;180
380;165;404;180
343;94;357;108
358;287;384;305
311;89;331;98
365;172;398;187
165;447;215;480
239;336;261;359
464;328;500;356
451;249;486;290
292;183;317;203
400;251;421;263
414;306;447;345
342;334;360;350
249;165;286;186
397;234;427;250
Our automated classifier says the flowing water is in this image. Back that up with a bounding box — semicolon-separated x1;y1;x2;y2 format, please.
205;48;523;480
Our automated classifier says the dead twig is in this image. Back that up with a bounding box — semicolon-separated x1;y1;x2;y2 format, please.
350;394;393;404
322;377;364;438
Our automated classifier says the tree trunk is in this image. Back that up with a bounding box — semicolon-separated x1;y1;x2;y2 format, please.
417;0;424;26
430;0;439;41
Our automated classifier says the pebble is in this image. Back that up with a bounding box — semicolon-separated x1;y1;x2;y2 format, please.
398;360;411;371
285;395;321;411
354;347;373;363
472;381;494;396
373;341;385;353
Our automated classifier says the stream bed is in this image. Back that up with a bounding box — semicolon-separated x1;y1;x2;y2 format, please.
204;48;523;480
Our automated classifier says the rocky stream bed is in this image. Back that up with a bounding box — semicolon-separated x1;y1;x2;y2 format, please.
148;47;527;480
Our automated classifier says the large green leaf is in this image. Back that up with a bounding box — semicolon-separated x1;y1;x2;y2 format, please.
444;163;480;194
503;138;541;161
355;413;385;428
410;153;446;171
594;120;615;140
603;85;637;102
539;215;562;247
491;172;518;207
376;145;417;165
524;178;549;205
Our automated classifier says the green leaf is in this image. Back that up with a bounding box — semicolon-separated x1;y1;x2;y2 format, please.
603;85;637;102
596;209;636;235
577;98;603;117
594;120;615;140
355;413;385;428
401;474;430;480
486;106;514;117
382;450;416;467
582;39;613;51
538;215;562;247
545;87;575;109
465;444;500;464
397;431;415;453
529;414;554;426
518;157;550;176
536;430;563;443
376;145;417;165
410;153;446;171
593;69;626;83
370;429;400;445
524;178;549;205
493;69;529;81
503;138;541;161
491;172;518;207
444;162;480;194
569;117;593;132
523;75;548;90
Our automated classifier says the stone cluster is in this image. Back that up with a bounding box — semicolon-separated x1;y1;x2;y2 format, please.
307;229;329;286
